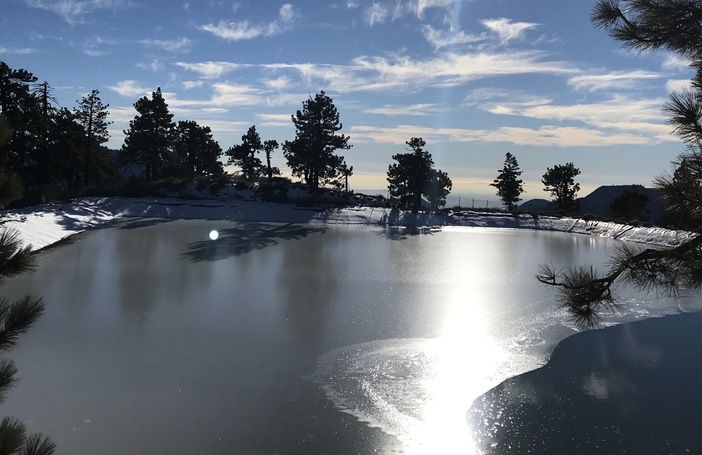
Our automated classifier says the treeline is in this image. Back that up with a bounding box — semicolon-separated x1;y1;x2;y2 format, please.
0;59;456;211
0;61;356;204
0;61;118;205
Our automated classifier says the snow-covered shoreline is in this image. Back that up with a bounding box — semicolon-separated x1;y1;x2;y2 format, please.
0;196;695;252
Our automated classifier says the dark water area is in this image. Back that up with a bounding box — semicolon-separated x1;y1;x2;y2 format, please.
0;220;692;454
469;312;702;454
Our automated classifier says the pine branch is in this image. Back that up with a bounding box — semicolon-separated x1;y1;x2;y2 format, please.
0;360;17;405
538;234;702;327
0;229;35;286
664;90;702;144
0;297;44;353
0;417;26;455
21;434;56;455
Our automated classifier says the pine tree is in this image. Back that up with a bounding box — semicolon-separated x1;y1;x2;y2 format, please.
426;168;452;210
173;121;222;180
490;152;525;211
226;126;265;181
387;153;413;209
338;161;353;193
609;186;649;221
283;91;351;188
387;137;451;212
263;139;280;180
0;62;40;177
539;0;702;327
120;88;175;181
48;108;89;195
74;90;111;188
31;82;57;186
0;116;8;148
0;116;22;208
542;163;581;212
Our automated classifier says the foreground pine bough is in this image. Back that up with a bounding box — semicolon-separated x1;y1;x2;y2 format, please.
539;0;702;327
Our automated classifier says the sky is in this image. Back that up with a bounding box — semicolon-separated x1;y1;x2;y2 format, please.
0;0;695;203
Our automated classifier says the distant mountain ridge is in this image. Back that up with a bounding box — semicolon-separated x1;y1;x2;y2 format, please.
518;185;664;221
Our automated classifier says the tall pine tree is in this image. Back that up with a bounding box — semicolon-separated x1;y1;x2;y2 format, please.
283;91;351;188
74;90;111;188
172;121;223;180
263;139;280;180
491;152;525;211
542;162;581;212
226;126;266;181
0;62;39;177
387;137;451;212
120;88;175;181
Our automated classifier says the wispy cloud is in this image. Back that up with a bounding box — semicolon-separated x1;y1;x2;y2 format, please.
364;3;389;26
351;124;663;147
80;35;117;56
364;103;437;116
200;4;298;41
414;0;454;18
568;70;662;91
353;0;463;22
183;80;205;90
140;37;192;53
25;0;135;25
210;82;266;106
422;25;483;52
175;61;245;79
666;79;691;92
256;113;292;127
661;54;692;72
0;45;36;55
481;18;539;43
136;59;165;72
262;76;292;91
479;94;672;140
265;49;574;92
107;79;151;97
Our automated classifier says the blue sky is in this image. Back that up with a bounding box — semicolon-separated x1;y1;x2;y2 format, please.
0;0;694;202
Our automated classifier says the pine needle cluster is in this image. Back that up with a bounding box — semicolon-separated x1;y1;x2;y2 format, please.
540;1;702;327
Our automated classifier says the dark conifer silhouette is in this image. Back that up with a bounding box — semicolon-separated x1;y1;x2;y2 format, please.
172;120;223;179
542;163;581;212
74;89;111;188
226;125;274;181
491;152;525;211
609;186;649;221
120;88;175;180
387;137;451;212
283;91;351;189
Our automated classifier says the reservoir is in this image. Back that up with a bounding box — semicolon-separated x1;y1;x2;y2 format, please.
0;220;690;454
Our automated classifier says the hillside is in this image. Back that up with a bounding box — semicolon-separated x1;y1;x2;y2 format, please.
519;185;664;221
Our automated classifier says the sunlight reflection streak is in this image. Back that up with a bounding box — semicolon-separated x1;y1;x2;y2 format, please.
408;280;506;453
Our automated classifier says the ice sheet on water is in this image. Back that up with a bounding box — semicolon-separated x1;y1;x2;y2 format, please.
306;292;696;451
306;337;552;451
309;339;438;439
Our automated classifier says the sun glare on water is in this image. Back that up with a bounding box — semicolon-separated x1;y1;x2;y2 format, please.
404;289;504;454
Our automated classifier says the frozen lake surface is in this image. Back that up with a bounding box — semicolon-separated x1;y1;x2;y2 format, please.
0;220;688;454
